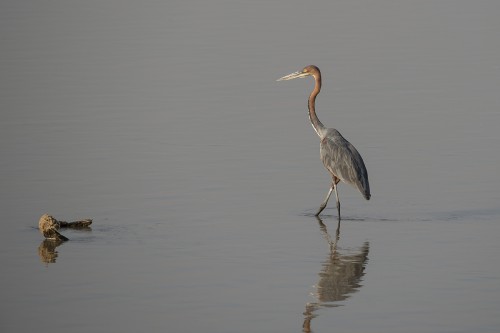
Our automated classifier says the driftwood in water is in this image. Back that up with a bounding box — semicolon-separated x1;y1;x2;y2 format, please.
58;219;93;228
38;214;92;241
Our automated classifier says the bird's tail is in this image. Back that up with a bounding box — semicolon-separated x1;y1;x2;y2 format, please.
357;181;370;200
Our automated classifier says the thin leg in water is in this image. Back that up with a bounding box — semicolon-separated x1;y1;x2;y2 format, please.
315;183;334;216
333;181;341;221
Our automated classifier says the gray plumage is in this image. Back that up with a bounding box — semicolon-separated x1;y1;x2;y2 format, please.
320;129;370;201
278;65;370;219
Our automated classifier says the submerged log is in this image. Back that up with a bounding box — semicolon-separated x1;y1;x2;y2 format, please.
38;214;93;241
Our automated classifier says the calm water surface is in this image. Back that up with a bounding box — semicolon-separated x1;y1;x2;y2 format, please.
1;1;500;332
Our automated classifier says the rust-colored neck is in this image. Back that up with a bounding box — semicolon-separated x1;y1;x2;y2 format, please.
308;73;326;138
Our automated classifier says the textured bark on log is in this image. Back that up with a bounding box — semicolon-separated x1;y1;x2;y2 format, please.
38;214;92;241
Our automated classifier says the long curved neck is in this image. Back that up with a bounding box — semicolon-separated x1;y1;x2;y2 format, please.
308;74;327;139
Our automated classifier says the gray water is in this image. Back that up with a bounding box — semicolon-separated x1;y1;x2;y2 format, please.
1;1;500;332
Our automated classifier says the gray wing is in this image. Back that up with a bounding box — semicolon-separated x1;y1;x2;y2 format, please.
320;129;370;200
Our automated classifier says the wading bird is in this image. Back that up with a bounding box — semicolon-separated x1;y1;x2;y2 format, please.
277;65;370;219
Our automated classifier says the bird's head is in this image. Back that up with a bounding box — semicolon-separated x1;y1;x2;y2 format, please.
277;65;320;81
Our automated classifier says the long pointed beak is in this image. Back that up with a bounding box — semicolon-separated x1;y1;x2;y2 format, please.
276;71;309;81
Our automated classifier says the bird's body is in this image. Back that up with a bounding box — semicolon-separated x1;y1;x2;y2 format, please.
320;128;370;200
277;65;370;219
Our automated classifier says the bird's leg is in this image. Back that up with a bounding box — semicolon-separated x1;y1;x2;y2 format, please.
315;184;334;216
333;181;341;221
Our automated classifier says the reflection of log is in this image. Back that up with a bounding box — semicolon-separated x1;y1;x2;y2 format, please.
38;239;65;264
38;214;92;240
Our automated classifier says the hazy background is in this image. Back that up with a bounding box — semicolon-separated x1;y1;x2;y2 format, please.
1;1;500;332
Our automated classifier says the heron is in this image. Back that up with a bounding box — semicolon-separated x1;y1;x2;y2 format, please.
277;65;370;219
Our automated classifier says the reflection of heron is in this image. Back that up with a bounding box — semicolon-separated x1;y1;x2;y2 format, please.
38;239;65;264
303;217;370;333
278;66;370;219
